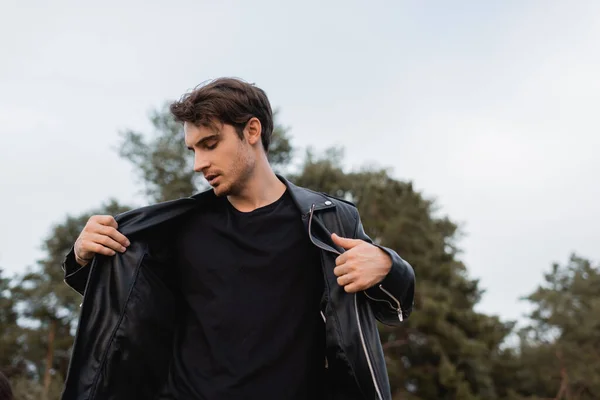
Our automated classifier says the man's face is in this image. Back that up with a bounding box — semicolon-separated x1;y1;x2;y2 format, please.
184;121;255;197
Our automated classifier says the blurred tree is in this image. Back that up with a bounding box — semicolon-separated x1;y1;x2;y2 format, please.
9;373;63;400
118;103;293;203
12;199;131;398
0;268;27;377
504;255;600;400
291;148;515;400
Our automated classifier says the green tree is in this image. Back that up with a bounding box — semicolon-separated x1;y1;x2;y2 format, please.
118;103;293;203
10;374;63;400
0;268;27;377
509;254;600;399
292;148;514;400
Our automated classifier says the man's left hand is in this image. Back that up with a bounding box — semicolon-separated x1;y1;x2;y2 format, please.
331;233;392;293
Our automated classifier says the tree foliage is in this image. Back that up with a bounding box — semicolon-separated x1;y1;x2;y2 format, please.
0;268;27;377
506;255;600;400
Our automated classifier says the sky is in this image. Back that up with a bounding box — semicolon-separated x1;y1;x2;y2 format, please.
1;0;599;325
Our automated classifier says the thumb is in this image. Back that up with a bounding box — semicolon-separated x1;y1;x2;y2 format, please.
331;233;362;249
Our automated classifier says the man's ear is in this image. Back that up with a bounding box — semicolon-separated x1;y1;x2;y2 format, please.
244;117;262;146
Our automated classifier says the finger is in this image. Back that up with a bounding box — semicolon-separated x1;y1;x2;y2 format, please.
331;233;362;250
94;215;118;229
344;281;363;293
333;264;352;277
335;253;348;266
96;225;130;247
86;242;117;257
89;233;127;253
337;273;357;287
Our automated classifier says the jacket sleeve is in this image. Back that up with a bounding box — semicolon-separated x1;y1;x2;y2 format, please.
353;211;415;326
62;246;91;296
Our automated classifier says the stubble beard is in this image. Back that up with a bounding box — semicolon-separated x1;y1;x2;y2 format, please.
216;148;256;198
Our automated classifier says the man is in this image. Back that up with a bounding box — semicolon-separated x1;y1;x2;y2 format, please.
61;78;415;400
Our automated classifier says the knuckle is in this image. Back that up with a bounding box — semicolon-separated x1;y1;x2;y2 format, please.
96;215;112;225
89;222;103;233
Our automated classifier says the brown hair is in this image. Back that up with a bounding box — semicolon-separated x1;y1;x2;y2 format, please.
170;77;274;153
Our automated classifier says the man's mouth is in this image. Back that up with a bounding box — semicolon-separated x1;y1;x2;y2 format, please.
205;174;219;185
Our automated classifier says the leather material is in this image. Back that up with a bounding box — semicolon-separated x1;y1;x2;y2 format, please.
61;176;415;400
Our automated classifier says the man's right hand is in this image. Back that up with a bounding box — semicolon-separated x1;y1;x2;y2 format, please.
74;215;130;267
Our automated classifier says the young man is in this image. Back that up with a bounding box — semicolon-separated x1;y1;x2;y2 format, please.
60;78;415;400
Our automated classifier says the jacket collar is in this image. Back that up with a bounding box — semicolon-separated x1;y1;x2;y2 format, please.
277;175;336;215
115;174;334;237
189;174;336;215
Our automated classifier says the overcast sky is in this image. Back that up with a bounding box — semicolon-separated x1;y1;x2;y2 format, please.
1;0;599;325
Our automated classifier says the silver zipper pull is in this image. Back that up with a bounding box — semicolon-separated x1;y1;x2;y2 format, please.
379;284;404;322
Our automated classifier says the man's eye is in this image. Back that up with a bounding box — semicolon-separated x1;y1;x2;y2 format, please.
205;143;218;150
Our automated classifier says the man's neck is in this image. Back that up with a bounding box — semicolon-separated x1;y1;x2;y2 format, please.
227;161;286;213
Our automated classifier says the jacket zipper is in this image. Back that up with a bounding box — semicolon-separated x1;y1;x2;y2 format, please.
363;290;401;322
307;204;383;400
355;294;383;400
364;285;403;322
378;284;403;322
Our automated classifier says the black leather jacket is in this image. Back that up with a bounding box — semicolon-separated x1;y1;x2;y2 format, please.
60;177;415;400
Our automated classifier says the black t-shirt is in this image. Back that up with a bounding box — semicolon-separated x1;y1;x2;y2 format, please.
164;190;326;400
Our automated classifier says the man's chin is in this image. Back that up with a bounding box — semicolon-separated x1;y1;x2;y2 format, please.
211;184;228;197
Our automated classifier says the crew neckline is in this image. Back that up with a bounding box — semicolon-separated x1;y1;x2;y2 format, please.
226;189;288;216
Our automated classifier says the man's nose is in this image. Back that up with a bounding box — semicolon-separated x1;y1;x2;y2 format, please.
194;155;210;173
